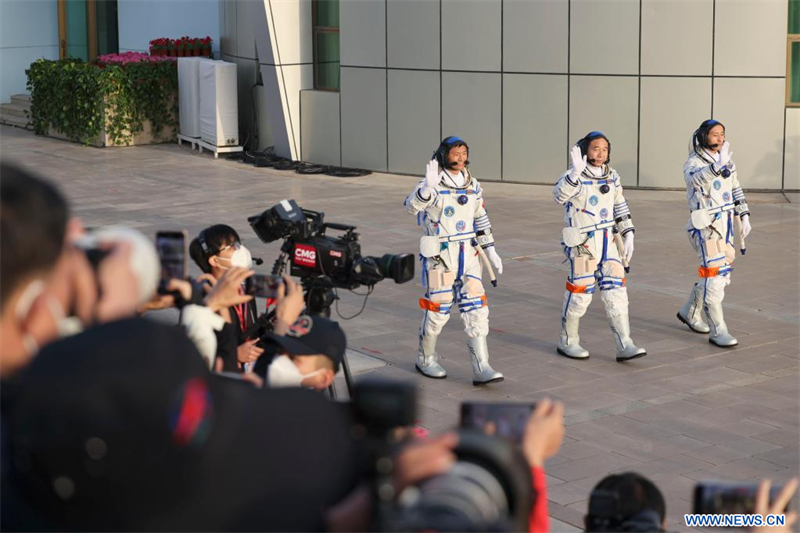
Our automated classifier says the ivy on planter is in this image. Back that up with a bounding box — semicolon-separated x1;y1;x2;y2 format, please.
26;56;178;146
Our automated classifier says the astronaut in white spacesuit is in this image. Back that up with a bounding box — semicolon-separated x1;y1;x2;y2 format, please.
677;119;751;347
404;136;504;385
553;132;647;362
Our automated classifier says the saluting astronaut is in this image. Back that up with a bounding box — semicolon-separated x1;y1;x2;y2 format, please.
404;136;504;385
677;119;751;347
553;132;647;362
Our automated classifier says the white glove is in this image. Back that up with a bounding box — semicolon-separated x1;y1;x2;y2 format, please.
486;247;503;275
623;233;634;264
740;215;752;239
423;160;440;194
719;141;733;168
569;145;587;180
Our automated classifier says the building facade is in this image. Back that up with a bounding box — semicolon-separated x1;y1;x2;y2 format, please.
3;0;798;190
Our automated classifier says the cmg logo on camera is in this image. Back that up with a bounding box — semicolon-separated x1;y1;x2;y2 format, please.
293;244;317;267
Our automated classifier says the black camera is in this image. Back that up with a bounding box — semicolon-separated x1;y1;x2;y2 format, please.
350;378;534;532
248;199;414;291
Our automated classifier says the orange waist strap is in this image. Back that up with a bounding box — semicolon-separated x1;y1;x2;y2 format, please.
419;298;440;312
698;266;720;278
566;281;590;293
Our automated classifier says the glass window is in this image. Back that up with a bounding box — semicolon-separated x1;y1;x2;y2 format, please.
788;0;800;106
313;0;339;91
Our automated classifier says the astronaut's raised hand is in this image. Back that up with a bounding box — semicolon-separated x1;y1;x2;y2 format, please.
424;160;440;193
569;145;587;180
741;214;752;239
623;232;635;263
719;141;733;168
487;247;504;275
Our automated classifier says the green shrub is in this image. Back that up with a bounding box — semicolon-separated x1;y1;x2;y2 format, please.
26;57;178;146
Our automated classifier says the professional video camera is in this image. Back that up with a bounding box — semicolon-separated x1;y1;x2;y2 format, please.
350;378;534;532
248;199;414;314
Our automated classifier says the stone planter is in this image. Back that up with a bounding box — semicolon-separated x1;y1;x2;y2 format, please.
47;98;176;147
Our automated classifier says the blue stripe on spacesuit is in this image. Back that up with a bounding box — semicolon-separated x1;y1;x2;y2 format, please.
564;256;575;318
457;242;465;280
726;212;733;244
695;229;710;304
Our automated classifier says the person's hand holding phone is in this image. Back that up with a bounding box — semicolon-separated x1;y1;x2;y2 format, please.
521;398;564;468
204;267;253;314
139;279;193;312
273;276;305;335
237;339;263;365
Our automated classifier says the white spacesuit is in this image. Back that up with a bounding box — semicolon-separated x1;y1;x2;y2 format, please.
404;137;504;385
553;132;646;362
678;120;751;347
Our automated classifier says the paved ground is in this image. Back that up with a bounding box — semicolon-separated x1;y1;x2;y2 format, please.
2;125;798;531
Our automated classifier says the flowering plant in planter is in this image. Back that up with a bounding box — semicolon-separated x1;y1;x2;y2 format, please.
201;36;213;57
149;38;170;56
176;36;188;57
97;51;174;66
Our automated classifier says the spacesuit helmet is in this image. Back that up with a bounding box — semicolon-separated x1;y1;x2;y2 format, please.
577;131;611;166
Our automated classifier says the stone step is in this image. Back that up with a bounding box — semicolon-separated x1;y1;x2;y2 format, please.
0;115;33;130
10;93;31;106
0;103;30;119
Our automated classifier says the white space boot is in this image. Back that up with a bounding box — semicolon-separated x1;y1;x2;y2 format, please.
467;336;503;386
677;283;710;334
704;303;738;347
415;334;447;378
557;316;589;359
608;313;647;362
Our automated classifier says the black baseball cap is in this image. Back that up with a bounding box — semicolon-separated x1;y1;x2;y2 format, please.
265;315;347;372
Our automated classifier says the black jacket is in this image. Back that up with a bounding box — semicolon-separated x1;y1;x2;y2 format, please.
215;299;258;372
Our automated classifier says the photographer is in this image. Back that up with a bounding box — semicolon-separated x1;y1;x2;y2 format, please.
327;398;564;533
584;473;667;532
584;474;798;533
189;224;263;373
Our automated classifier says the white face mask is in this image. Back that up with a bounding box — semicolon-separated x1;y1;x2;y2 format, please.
217;245;252;270
267;355;324;388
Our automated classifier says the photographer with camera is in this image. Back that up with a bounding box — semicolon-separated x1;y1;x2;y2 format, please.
189;224;263;372
330;385;564;533
0;164;160;378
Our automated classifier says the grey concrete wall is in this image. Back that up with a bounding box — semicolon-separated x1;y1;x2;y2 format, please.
327;0;792;189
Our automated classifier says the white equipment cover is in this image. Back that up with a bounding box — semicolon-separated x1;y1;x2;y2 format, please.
199;60;239;147
177;57;211;138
